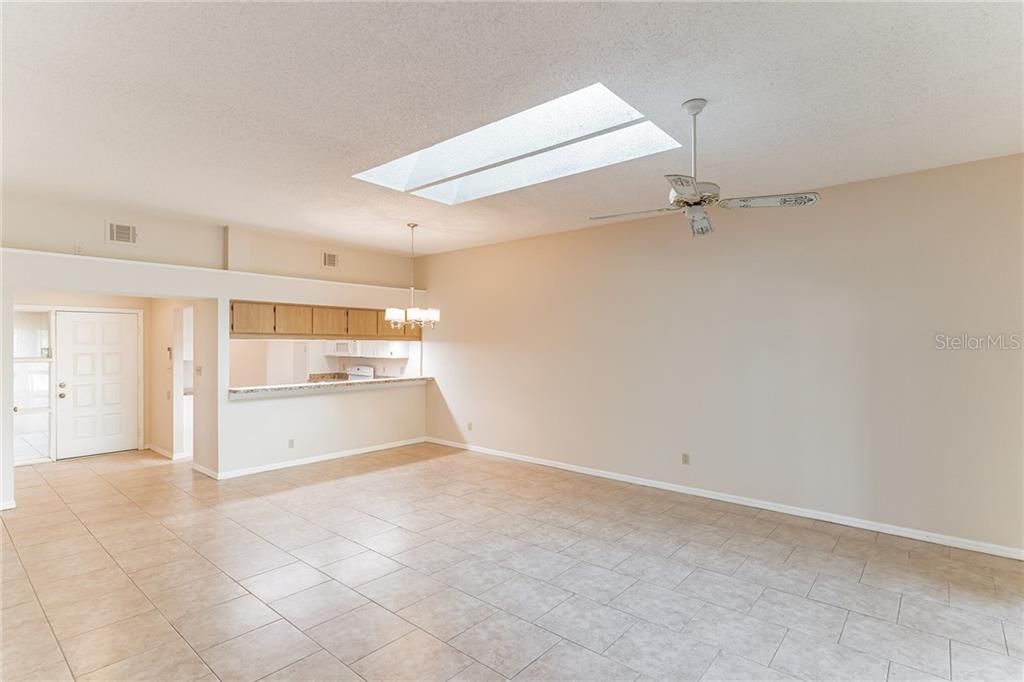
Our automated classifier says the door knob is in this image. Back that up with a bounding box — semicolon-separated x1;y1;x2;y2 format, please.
58;392;66;399
12;406;17;413
58;382;66;388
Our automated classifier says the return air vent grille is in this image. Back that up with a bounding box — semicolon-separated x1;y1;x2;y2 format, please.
322;251;339;269
106;222;137;245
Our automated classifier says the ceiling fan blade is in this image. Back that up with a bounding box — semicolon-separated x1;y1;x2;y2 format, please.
687;206;713;236
589;206;682;221
665;174;700;201
718;192;820;209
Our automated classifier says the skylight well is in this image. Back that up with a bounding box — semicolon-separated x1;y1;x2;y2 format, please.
353;83;680;205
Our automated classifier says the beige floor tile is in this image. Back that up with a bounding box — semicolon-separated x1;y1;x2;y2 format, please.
289;536;365;567
79;638;211;681
16;534;102;566
308;602;415;663
733;557;817;597
450;612;561;678
171;594;280;651
34;565;135;610
398;587;496;641
481;573;571;621
502;544;577;580
111;538;199;573
45;584;154;640
239;561;328;602
2;576;37;609
672;542;746;574
132;555;223;595
320;550;403;586
683;603;786;664
951;640;1024;680
536;594;636;652
610;581;703;631
677;568;763;612
0;600;66;679
605;621;718;680
840;612;951;678
269;579;368;630
701;652;796;681
748;587;849;641
516;640;639;681
355;566;444;611
786;546;866;581
8;519;91;548
262;649;362;681
360;527;430;556
394;540;469;574
563;536;635;569
208;542;297;580
450;662;507;681
1006;621;1024;660
613;552;695;589
861;558;949;603
808;574;901;621
144;572;247;620
18;658;75;681
948;582;1024;622
886;663;948;681
434;557;518;596
60;609;180;676
25;546;118;584
551;561;636;603
2;508;78;535
200;619;320;682
771;629;887;681
768;524;838;551
722;532;796;564
352;628;474;681
898;596;1007;654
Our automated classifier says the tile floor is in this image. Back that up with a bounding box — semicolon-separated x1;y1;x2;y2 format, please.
2;444;1022;681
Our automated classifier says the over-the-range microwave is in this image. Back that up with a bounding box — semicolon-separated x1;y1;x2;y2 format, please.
334;340;361;355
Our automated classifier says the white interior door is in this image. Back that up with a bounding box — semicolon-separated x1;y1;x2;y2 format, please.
55;311;139;459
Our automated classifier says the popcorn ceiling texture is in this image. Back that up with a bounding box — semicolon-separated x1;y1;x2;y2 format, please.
3;2;1021;255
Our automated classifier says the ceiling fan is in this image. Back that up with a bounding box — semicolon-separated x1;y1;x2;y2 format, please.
590;98;820;236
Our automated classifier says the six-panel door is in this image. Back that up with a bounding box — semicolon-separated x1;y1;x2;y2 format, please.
55;311;139;459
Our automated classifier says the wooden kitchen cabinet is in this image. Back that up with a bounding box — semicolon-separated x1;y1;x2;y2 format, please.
275;304;313;335
347;309;379;336
312;307;348;336
231;302;276;334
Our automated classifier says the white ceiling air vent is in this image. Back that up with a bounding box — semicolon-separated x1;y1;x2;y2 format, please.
321;251;339;269
105;222;137;245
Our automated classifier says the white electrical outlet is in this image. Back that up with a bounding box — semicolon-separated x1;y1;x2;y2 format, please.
467;422;473;432
680;453;691;465
288;439;295;449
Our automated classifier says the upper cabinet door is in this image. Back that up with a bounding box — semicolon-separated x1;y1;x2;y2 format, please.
231;302;276;334
275;305;313;335
347;309;379;336
312;307;348;336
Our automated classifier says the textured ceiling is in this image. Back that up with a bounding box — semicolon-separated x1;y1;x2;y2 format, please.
3;3;1021;255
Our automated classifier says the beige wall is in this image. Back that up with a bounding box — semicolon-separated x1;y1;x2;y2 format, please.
419;155;1024;552
2;190;414;287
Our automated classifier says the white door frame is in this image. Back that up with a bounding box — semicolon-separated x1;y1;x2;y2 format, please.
12;306;57;464
43;306;145;456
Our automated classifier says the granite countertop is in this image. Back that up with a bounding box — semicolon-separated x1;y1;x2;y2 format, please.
228;376;432;400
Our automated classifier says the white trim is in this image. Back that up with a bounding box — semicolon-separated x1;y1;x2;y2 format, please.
145;443;190;461
13;456;51;467
192;437;428;480
1;498;15;511
425;437;1024;561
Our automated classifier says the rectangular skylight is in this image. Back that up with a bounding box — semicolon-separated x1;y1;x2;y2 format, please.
352;83;646;192
412;120;680;205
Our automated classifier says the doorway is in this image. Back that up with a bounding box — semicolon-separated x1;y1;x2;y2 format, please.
54;310;142;459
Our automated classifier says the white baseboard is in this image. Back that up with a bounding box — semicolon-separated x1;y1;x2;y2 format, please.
425;437;1024;561
1;498;15;511
191;437;429;481
14;457;52;467
145;443;190;461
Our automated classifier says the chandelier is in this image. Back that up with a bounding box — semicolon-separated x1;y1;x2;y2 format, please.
385;223;440;329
